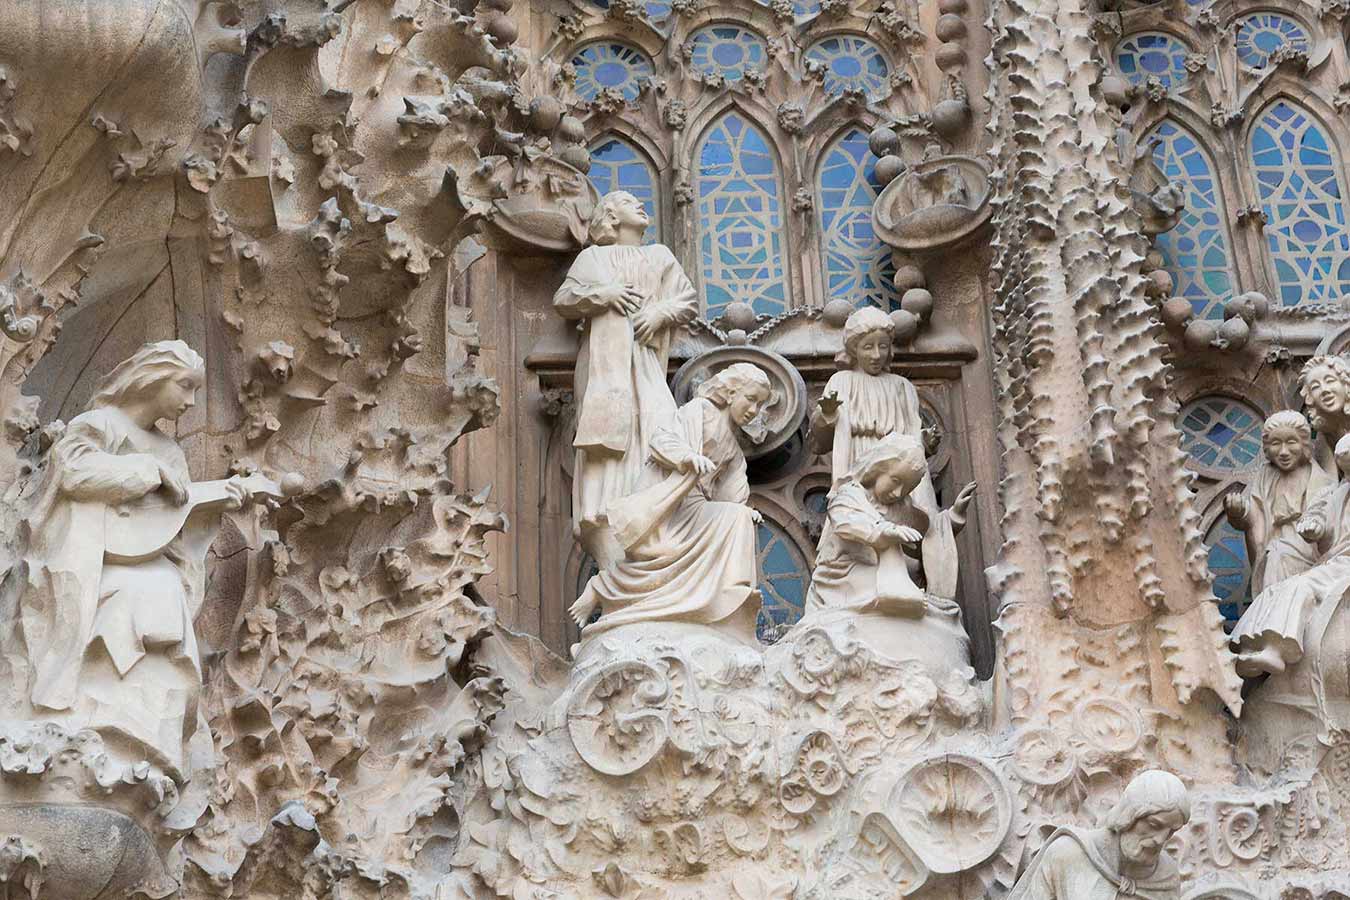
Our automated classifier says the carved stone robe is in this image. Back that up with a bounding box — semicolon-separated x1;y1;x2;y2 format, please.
1008;829;1181;900
553;243;697;537
578;398;757;639
17;407;204;771
1237;457;1334;595
811;369;958;598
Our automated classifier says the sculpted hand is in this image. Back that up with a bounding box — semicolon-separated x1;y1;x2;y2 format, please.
687;454;717;477
1224;493;1251;529
157;462;189;506
632;304;667;346
951;482;977;523
596;283;644;316
750;508;763;525
1298;516;1325;542
224;475;252;510
816;390;842;419
884;524;923;546
568;595;597;628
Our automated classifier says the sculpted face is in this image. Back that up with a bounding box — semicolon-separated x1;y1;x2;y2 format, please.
855;331;892;376
1263;425;1307;472
728;384;771;427
153;371;202;420
1305;364;1348;415
615;195;649;231
871;457;925;503
1118;809;1186;869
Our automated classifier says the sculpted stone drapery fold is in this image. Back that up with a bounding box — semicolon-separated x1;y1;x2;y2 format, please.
809;307;973;600
570;363;772;646
553;191;698;571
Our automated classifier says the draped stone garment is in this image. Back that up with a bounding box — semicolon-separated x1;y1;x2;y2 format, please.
553;244;697;537
1239;458;1334;595
578;398;757;637
810;370;958;598
1007;829;1181;900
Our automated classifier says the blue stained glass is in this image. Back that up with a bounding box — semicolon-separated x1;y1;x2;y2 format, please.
1148;121;1236;319
755;520;809;642
1178;396;1263;471
805;36;891;100
818;128;901;310
587;0;673;29
689;26;767;82
1236;13;1309;68
1206;515;1251;626
572;43;654;101
1115;33;1191;89
1250;101;1350;307
696;113;788;317
588;138;659;244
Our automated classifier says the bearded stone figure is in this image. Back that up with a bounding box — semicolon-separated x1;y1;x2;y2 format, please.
810;306;973;598
553;190;699;570
1007;770;1190;900
8;341;256;775
569;363;773;645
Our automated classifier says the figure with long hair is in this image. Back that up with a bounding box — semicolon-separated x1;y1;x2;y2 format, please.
569;363;772;643
13;340;247;774
554;191;698;569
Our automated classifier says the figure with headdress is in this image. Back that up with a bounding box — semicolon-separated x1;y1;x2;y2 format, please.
553;191;698;569
1007;770;1190;900
569;364;772;644
11;340;249;774
810;306;974;598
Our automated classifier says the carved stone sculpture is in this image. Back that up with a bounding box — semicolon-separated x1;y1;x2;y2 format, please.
810;306;973;599
569;363;772;645
1007;770;1190;899
1224;410;1334;599
554;190;698;569
1300;355;1350;473
6;341;277;775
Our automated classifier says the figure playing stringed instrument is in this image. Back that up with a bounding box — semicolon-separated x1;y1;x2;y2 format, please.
14;341;298;775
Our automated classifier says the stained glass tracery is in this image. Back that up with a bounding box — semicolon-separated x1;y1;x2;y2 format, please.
1177;396;1263;472
1205;515;1251;626
1148;121;1236;320
818;128;901;310
696;113;788;317
1236;13;1310;68
755;520;809;642
1114;32;1191;89
571;43;654;102
689;26;767;82
1250;101;1350;307
805;36;890;100
587;138;659;244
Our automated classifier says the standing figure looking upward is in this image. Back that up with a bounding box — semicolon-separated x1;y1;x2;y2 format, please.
810;306;974;598
554;191;698;568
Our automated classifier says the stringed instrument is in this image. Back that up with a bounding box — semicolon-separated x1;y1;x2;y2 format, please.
105;472;302;564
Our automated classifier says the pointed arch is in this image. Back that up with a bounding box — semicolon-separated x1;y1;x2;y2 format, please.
694;111;789;317
587;136;662;244
1146;120;1237;319
1249;99;1350;307
816;126;900;310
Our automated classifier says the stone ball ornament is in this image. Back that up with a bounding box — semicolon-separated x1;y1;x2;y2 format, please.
873;155;993;254
672;346;807;459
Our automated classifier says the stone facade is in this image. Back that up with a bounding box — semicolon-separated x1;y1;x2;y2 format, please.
1;0;1350;897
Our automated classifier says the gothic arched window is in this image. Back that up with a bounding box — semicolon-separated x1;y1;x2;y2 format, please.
1114;33;1191;89
1148;121;1236;319
1205;514;1251;627
805;36;891;100
1236;13;1310;69
1177;396;1263;473
571;42;654;102
588;137;660;243
696;112;789;317
585;0;672;30
688;25;767;83
755;519;810;642
1250;101;1350;307
817;128;900;309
